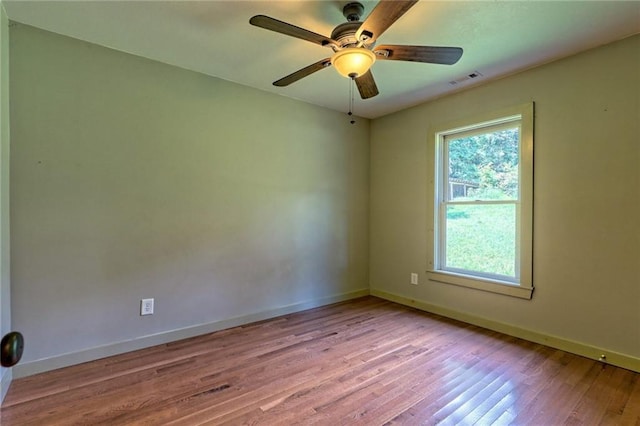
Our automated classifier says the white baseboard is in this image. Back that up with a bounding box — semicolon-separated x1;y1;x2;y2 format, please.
13;289;370;379
371;289;640;373
0;368;11;403
14;287;638;379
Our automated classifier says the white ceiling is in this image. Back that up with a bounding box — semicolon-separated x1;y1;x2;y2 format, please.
3;0;640;118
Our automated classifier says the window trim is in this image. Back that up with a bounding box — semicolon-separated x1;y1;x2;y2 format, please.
427;103;534;299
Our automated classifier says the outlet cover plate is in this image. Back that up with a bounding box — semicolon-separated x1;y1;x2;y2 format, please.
141;298;154;316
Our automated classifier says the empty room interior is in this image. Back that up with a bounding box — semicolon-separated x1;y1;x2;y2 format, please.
0;0;639;424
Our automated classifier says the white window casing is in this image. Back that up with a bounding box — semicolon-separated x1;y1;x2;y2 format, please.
428;103;534;299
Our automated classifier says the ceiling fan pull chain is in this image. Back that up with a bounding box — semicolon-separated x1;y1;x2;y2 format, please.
348;77;356;125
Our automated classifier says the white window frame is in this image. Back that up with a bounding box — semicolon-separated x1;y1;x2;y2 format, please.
427;103;534;299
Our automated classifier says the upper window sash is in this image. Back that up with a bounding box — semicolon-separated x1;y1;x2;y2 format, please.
441;120;522;203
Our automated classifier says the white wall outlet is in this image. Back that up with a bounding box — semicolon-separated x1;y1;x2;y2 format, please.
140;298;154;316
411;273;418;285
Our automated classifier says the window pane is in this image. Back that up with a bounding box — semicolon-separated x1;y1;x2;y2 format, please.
445;204;516;278
447;128;519;201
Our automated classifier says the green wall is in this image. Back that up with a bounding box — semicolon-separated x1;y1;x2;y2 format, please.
0;3;12;401
10;23;370;375
370;34;640;362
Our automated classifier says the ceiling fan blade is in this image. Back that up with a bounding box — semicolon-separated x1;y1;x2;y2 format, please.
355;70;379;99
250;15;337;47
273;58;332;87
355;0;419;44
374;45;463;65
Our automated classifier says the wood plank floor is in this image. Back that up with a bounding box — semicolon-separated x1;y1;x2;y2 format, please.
1;296;639;425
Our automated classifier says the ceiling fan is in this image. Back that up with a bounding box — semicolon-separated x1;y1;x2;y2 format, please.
249;0;463;100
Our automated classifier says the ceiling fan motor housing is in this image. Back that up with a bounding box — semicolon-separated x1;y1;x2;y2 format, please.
333;2;372;48
331;22;363;48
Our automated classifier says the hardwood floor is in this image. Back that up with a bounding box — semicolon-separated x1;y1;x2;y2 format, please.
2;296;639;425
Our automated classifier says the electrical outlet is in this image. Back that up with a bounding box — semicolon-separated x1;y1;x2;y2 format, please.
140;298;154;316
411;273;418;285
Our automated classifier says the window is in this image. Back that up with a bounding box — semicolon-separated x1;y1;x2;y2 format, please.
428;103;534;299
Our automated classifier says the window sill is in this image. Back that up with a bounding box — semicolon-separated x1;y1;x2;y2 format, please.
427;270;534;300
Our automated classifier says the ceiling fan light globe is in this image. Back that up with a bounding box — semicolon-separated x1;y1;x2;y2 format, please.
331;48;376;79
